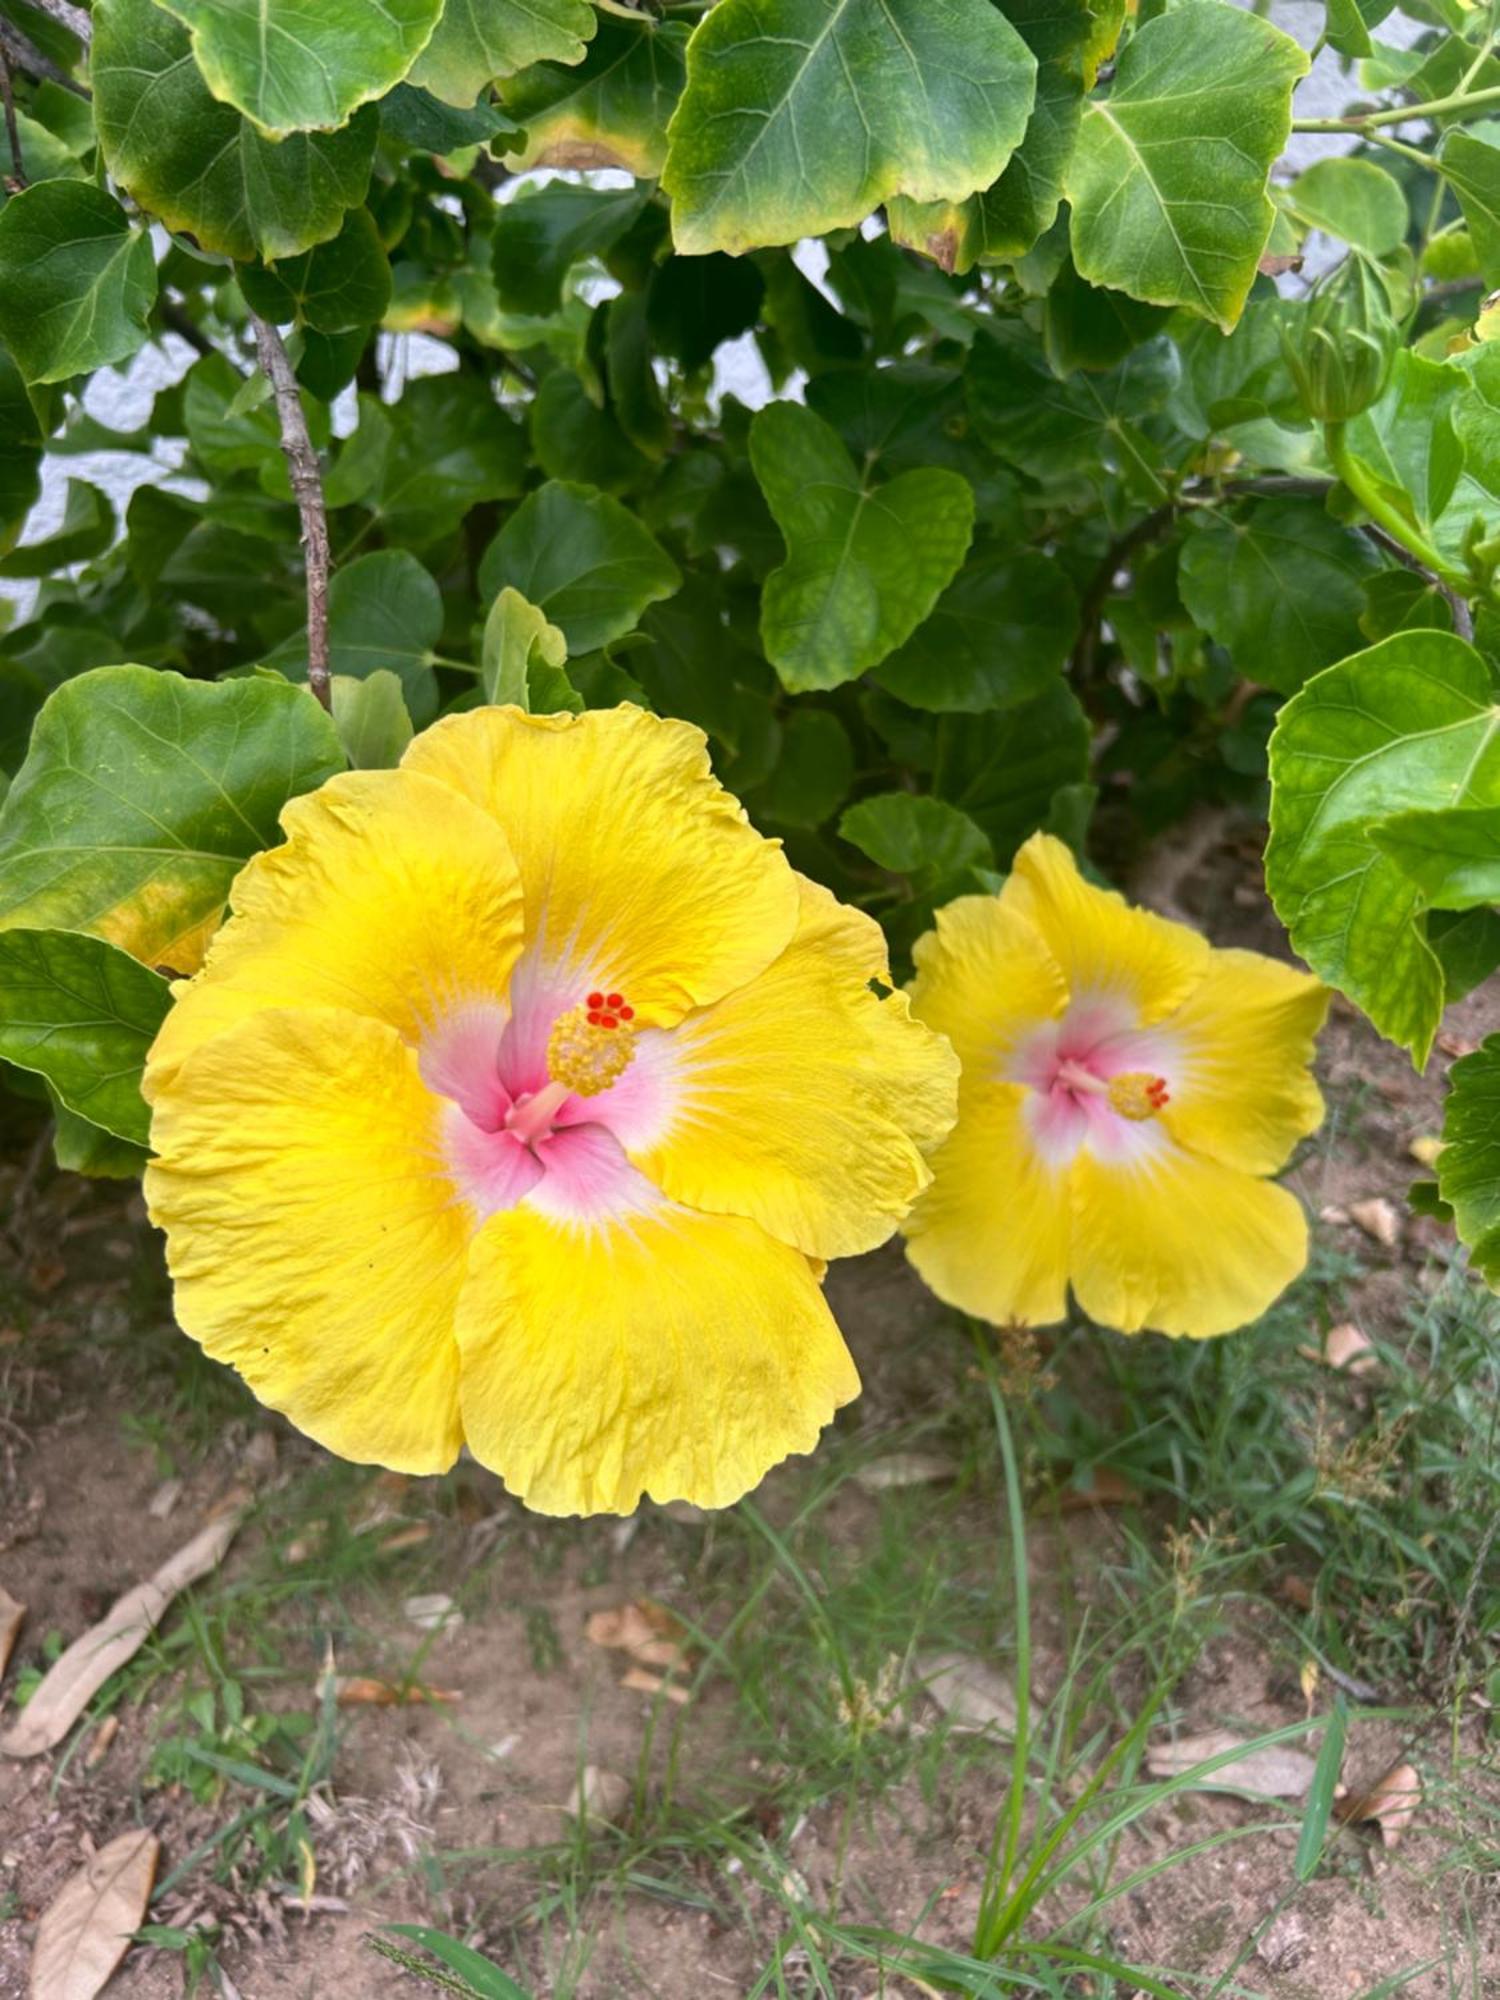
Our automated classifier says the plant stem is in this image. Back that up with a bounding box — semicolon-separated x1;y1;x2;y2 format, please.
1323;420;1473;597
0;48;24;191
25;0;91;42
1292;80;1500;130
0;19;85;99
252;314;332;713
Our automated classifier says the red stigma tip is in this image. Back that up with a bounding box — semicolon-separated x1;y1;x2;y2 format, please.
606;992;623;1009
587;991;604;1009
618;1005;634;1021
587;1009;603;1025
600;1016;618;1030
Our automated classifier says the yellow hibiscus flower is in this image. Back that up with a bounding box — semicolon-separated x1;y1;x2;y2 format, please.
902;833;1328;1339
143;705;958;1515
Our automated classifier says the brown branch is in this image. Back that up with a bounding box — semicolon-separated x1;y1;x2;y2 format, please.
1071;504;1176;680
22;0;91;42
0;46;24;191
251;314;332;712
0;18;87;97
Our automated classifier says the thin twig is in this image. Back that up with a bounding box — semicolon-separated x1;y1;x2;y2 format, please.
0;47;24;191
1070;504;1175;680
251;313;333;712
0;18;86;98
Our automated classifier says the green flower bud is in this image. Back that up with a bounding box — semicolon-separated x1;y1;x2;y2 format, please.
1284;254;1400;423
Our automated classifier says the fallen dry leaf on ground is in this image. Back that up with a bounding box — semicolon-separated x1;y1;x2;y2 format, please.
402;1593;461;1633
1;1510;243;1758
0;1586;24;1679
1298;1322;1378;1375
31;1827;158;2000
1349;1198;1400;1249
621;1666;690;1704
1338;1759;1421;1847
585;1599;690;1670
1145;1730;1320;1798
1057;1467;1140;1512
851;1451;956;1491
332;1677;460;1708
565;1765;630;1825
1408;1134;1444;1168
914;1652;1017;1733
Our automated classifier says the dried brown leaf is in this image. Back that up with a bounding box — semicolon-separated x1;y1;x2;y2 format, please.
1057;1467;1140;1512
914;1652;1017;1733
585;1600;690;1670
620;1666;690;1705
1349;1198;1400;1249
1;1510;243;1758
81;1716;118;1772
564;1765;629;1825
402;1593;461;1633
1145;1730;1319;1798
0;1586;24;1680
30;1827;158;2000
851;1452;956;1491
332;1677;459;1708
1258;251;1304;277
1338;1759;1421;1847
1298;1322;1378;1375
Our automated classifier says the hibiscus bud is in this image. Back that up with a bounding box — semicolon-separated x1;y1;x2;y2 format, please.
1284;254;1399;423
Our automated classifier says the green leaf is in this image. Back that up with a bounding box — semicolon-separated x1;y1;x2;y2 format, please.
50;1093;150;1179
662;0;1038;256
1295;1700;1348;1884
1440;131;1500;286
478;481;682;653
1369;804;1500;911
355;375;527;544
0;665;345;975
0;928;170;1142
491;181;649;316
1346;350;1498;566
1064;1;1308;331
381;1927;534;2000
752;708;853;829
1289;157;1408;258
648;253;765;373
1436;1034;1500;1287
886;0;1107;273
238;208;392;333
967;321;1179;480
330;669;414;770
380;81;516;152
530;368;652;495
268;550;441;722
0;182;156;387
1177;499;1384;696
156;0;444;137
750;402;974;693
0;107;87;203
95;0;377;264
411;0;596;108
183;353;282;479
874;550;1077;713
0;481;116;581
0;347;44;550
1266;632;1500;1063
480;585;578;712
502;11;688;178
605;290;671;460
1428;905;1500;1002
841;791;992;883
935;678;1091;863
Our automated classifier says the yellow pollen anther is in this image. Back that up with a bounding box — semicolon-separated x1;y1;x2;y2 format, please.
547;1005;637;1098
1107;1071;1170;1122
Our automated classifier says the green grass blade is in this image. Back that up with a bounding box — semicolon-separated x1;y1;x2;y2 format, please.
379;1925;534;1999
1295;1697;1348;1882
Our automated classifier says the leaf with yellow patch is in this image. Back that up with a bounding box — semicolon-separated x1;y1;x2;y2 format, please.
503;12;688;178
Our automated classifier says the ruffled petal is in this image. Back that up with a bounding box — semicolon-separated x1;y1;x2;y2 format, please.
901;1083;1071;1328
402;705;800;1026
908;891;1067;1076
1069;1138;1309;1338
1161;949;1329;1175
1001;834;1209;1025
146;769;526;1097
627;878;959;1258
145;1008;469;1474
454;1196;859;1515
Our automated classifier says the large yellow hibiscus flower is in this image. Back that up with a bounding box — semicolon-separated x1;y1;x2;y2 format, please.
902;834;1328;1339
143;705;958;1515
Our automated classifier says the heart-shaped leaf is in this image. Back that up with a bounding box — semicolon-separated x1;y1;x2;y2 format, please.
412;0;596;108
0;182;156;387
751;402;974;692
0;929;169;1143
478;481;681;653
31;1829;159;2000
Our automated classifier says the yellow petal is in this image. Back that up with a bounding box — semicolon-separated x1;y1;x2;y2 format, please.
633;878;959;1258
902;1084;1071;1329
145;1008;468;1474
146;769;526;1097
908;892;1067;1075
402;705;800;1025
1162;948;1329;1174
1070;1141;1308;1338
455;1197;860;1515
1002;834;1209;1024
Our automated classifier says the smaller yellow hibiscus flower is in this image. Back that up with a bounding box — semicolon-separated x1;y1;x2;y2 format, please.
902;833;1328;1339
143;704;958;1515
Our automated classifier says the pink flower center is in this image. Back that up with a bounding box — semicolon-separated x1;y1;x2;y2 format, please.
1012;1001;1177;1168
